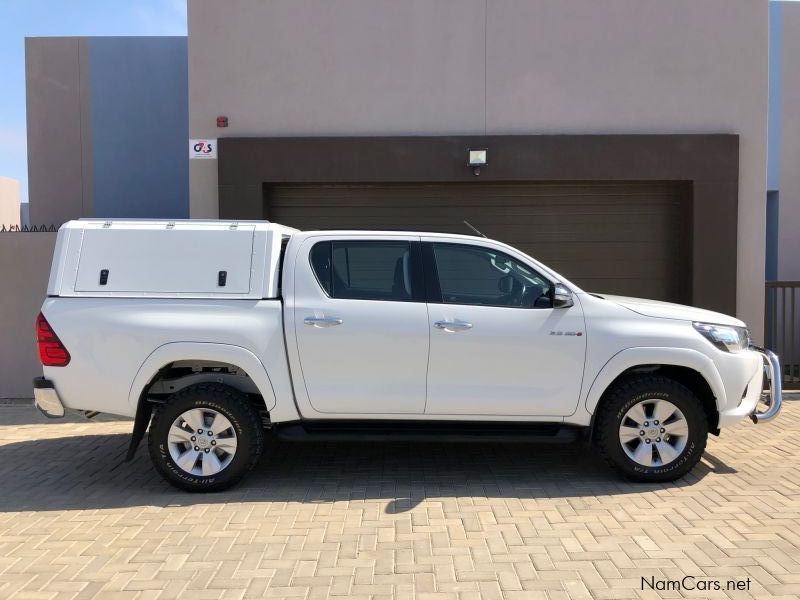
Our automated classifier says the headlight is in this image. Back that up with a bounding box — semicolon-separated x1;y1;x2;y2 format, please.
692;322;750;353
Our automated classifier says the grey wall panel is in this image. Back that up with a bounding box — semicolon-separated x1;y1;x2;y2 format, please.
779;3;800;280
88;37;188;218
25;38;89;226
79;40;93;220
189;0;485;137
0;233;57;398
768;1;782;192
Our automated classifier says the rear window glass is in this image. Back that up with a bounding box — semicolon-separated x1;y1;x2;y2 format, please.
310;241;413;301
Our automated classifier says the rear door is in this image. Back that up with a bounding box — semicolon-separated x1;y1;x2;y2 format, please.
290;235;429;415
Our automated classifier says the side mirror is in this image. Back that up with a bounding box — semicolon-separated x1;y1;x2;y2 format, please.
550;283;574;308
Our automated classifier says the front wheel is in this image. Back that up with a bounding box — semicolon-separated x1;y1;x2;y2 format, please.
595;375;708;482
148;383;264;492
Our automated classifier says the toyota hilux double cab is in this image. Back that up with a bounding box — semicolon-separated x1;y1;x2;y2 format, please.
33;220;782;492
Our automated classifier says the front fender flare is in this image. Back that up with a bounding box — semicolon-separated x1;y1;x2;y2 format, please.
128;342;278;413
583;347;726;416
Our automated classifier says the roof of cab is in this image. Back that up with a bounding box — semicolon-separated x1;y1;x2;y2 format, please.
65;220;496;245
298;229;490;241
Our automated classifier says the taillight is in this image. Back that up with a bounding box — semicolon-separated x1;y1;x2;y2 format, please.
36;312;70;367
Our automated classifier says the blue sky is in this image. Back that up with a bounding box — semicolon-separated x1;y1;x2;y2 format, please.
0;0;187;203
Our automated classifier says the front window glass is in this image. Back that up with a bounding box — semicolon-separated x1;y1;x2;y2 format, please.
433;243;551;308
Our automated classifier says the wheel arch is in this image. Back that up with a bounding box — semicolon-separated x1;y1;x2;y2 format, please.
585;347;724;435
123;343;278;462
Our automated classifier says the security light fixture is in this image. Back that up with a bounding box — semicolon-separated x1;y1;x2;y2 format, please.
468;148;487;175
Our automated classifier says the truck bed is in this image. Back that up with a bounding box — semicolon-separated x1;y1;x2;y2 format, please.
40;297;289;418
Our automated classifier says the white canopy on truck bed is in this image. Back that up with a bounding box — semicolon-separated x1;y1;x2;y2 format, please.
47;220;297;299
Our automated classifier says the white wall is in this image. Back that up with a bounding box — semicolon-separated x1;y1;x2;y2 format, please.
189;0;768;333
0;177;21;228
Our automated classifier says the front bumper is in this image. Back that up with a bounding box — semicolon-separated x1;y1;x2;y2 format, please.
750;348;782;423
33;377;65;418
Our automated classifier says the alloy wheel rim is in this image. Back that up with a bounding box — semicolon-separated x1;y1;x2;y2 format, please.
168;408;238;476
618;399;688;467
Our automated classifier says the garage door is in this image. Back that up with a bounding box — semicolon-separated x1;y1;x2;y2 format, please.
265;182;691;302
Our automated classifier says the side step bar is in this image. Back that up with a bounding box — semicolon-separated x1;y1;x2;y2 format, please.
275;420;583;444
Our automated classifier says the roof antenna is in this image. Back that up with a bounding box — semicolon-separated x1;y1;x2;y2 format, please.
463;220;487;238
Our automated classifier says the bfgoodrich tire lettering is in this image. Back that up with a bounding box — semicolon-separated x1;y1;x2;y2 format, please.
148;383;264;492
596;375;708;482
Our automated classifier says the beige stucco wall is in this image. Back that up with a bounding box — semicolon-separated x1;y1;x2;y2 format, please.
779;2;800;280
188;0;768;335
0;177;21;228
0;233;57;398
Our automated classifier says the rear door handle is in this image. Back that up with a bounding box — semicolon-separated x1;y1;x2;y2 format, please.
433;320;473;332
304;316;343;328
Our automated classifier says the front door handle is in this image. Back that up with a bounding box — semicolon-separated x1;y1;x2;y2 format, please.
304;316;343;328
433;320;473;332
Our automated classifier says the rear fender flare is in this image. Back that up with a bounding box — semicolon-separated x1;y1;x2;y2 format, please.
128;342;278;413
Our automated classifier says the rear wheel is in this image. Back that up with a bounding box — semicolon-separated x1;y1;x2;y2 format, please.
148;383;264;492
596;375;708;482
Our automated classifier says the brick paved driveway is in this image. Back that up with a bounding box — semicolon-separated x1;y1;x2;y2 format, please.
0;398;798;600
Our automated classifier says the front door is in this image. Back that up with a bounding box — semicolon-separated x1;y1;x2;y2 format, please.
292;236;429;415
424;241;586;416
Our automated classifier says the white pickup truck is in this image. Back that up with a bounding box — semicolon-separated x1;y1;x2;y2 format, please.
34;220;782;491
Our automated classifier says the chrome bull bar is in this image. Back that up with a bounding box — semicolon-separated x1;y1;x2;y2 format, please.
750;347;783;423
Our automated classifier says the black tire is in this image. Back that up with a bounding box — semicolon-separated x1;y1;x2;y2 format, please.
595;375;708;482
148;383;264;492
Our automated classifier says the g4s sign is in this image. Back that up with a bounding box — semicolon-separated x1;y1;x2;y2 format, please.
189;139;217;159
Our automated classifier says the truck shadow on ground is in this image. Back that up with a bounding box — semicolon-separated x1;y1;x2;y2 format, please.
0;431;735;514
